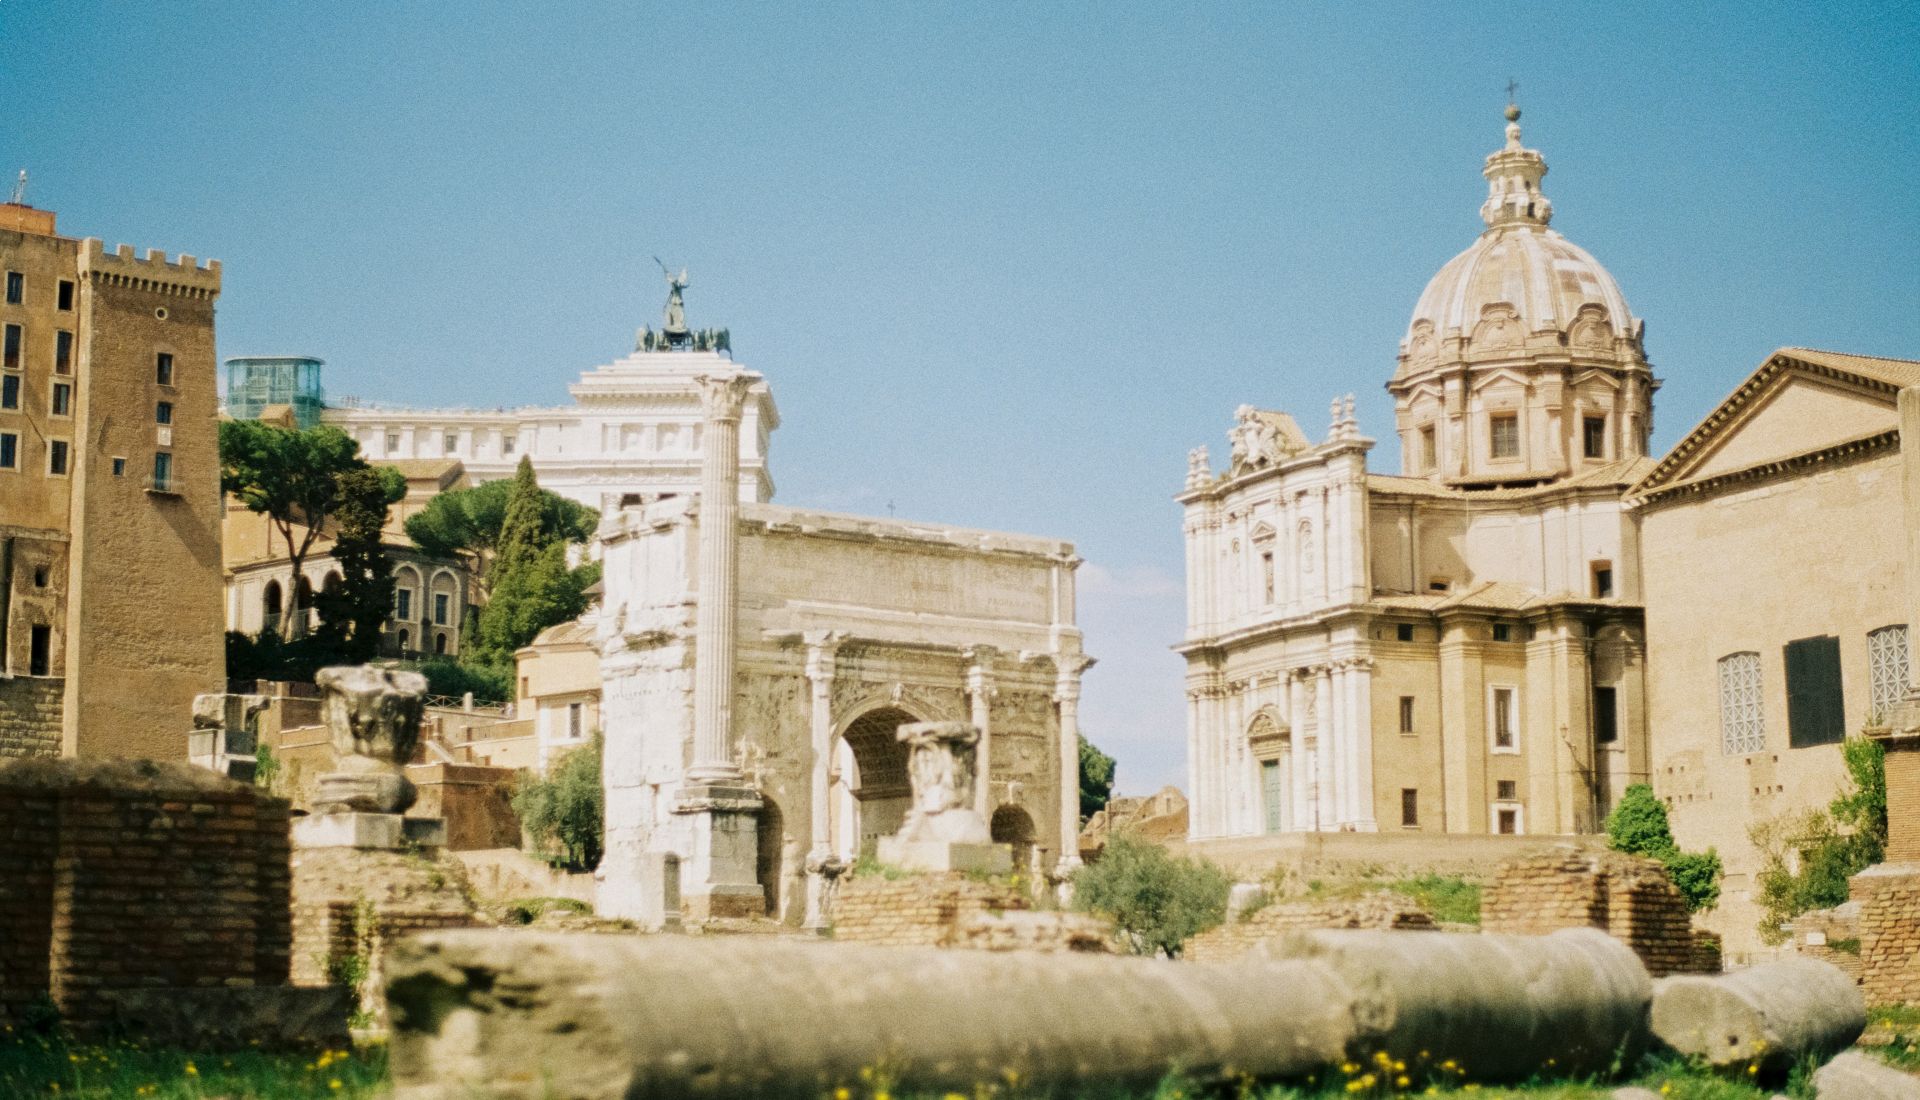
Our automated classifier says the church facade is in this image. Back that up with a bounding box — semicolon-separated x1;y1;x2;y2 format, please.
1180;108;1653;839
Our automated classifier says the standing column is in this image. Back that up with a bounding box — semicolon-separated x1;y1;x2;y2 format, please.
966;648;996;819
1054;653;1094;873
1289;672;1311;831
688;371;758;783
1184;688;1204;839
673;371;766;921
802;630;844;932
1351;657;1377;830
1225;681;1246;836
1328;661;1351;826
1315;665;1336;831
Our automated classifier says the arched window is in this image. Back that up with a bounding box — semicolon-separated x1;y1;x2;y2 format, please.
434;632;448;655
1718;652;1764;755
398;629;410;654
1252;524;1276;604
263;580;283;617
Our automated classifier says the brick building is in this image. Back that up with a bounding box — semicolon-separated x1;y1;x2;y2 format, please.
0;193;224;759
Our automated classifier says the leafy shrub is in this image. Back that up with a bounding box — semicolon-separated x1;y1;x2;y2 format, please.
1606;783;1722;912
1752;736;1887;943
501;896;592;925
512;735;603;871
1071;834;1230;957
402;657;513;704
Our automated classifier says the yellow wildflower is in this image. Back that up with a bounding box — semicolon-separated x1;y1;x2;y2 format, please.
1346;1081;1366;1093
185;1062;198;1077
833;1089;850;1100
330;1080;343;1092
1397;1076;1411;1088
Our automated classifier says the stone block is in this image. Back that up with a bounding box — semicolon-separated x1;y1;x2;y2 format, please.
293;812;447;851
877;837;1012;875
103;986;351;1052
1651;958;1864;1073
1811;1051;1920;1100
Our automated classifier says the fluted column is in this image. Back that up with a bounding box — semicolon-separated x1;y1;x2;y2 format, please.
1054;653;1093;872
966;648;996;819
802;630;845;931
1184;687;1203;840
1225;681;1246;836
1315;665;1335;831
688;372;757;783
1351;657;1377;830
1289;671;1310;831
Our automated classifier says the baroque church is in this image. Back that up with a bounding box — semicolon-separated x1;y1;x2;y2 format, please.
1180;106;1653;839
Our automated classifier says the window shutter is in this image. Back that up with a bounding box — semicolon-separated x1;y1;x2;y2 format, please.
1786;636;1845;748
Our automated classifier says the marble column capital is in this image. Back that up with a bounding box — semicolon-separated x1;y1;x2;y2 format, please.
694;371;759;423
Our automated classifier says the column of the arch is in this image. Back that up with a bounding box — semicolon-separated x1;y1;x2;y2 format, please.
802;630;844;933
1054;654;1093;873
674;370;765;920
966;648;995;819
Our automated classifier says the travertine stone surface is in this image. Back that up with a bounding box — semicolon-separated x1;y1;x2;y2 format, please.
1271;927;1652;1082
1811;1051;1920;1100
385;930;1352;1098
1650;959;1864;1072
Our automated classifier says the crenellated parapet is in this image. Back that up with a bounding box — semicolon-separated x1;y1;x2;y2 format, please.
77;238;222;299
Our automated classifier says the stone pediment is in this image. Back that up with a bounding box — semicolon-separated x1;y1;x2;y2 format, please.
1632;348;1920;504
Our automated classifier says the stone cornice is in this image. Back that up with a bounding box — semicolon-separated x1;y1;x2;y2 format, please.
1628;429;1898;511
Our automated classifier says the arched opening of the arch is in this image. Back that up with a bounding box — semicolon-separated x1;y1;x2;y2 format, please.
833;707;915;861
990;804;1037;875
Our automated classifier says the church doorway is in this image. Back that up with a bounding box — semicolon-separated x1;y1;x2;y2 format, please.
833;708;915;860
990;804;1037;873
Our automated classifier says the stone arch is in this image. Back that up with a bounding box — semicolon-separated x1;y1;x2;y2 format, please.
990;804;1037;874
429;568;460;628
434;632;448;655
394;564;422;623
832;707;917;861
756;796;784;920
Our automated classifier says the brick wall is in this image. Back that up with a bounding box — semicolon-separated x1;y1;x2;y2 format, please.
289;847;477;992
406;763;520;851
0;676;63;759
831;875;1028;947
1483;848;1705;977
1854;865;1920;1006
1885;746;1920;864
1183;892;1438;962
0;758;291;1036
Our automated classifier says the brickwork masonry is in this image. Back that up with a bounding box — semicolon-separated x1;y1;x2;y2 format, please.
1184;892;1439;962
1852;862;1920;1006
0;676;63;759
831;875;1029;948
1483;848;1707;977
0;758;291;1036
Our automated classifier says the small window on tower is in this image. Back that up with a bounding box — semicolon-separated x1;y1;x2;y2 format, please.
1498;807;1519;835
1492;623;1512;643
155;352;174;386
1420;424;1437;472
111;457;126;477
57;280;74;311
1401;789;1419;828
1490;414;1519;460
4;272;21;305
1399;696;1415;734
155;401;173;425
3;324;20;369
54;330;72;374
1;374;18;409
385;432;400;453
1583;416;1607;459
444;432;458;453
1497;780;1517;800
1396;623;1415;642
51;383;70;417
1592;561;1614;599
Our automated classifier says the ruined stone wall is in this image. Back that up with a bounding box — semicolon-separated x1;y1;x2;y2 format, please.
831;875;1028;947
407;763;520;851
288;847;477;991
1483;848;1704;977
0;675;63;758
0;759;291;1035
1183;892;1439;962
1853;865;1920;1006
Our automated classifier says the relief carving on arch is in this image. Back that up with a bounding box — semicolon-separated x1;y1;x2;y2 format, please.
1470;304;1523;353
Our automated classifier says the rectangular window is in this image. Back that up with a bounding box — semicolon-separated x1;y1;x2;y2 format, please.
1261;551;1275;604
395;589;412;621
1583;416;1607;459
54;330;71;374
0;431;16;469
1490;413;1519;459
1593;685;1619;744
1592;562;1614;599
51;382;70;417
29;624;51;676
444;432;458;453
1420;424;1437;471
111;457;126;477
385;432;400;454
568;701;584;740
155;400;172;424
4;272;21;305
1719;651;1765;754
1399;696;1415;734
1869;625;1911;724
1492;623;1512;642
151;451;173;491
155;352;173;385
1498;808;1519;835
434;592;450;626
502;435;517;455
1786;635;1846;748
1492;687;1516;749
1428;578;1450;592
3;324;20;369
1397;623;1415;642
47;439;68;477
1;373;17;409
57;280;73;311
1401;788;1419;828
1497;779;1517;800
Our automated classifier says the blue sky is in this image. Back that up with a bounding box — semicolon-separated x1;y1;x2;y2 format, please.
6;2;1916;792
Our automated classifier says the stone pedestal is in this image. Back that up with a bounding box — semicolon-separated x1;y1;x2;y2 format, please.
878;721;1014;876
292;812;447;851
877;837;1011;875
672;783;765;919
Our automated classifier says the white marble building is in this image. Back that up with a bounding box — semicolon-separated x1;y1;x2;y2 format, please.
322;346;778;510
1180;107;1654;841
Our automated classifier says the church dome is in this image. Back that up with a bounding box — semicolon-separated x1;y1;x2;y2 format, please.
1395;109;1642;379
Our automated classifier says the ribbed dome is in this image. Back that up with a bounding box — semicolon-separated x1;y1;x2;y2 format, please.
1403;225;1636;349
1395;110;1641;375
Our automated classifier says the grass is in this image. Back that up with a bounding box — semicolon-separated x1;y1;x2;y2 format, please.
1268;872;1484;926
1868;1005;1920;1071
0;1031;388;1098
